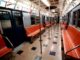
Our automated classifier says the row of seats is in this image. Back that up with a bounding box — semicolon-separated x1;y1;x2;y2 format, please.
0;34;12;58
45;22;51;27
25;24;46;43
25;24;45;37
25;22;53;43
62;25;80;59
60;22;67;29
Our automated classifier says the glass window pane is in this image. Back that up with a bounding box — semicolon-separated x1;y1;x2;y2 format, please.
0;1;6;7
0;11;11;29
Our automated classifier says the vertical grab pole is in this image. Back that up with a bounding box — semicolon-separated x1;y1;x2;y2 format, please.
50;17;52;37
48;6;51;40
39;0;42;58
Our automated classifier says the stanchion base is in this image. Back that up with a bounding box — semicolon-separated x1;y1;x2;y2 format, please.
39;40;43;41
17;50;23;55
49;51;56;56
34;56;42;60
43;35;46;37
48;37;51;40
31;47;37;51
53;42;57;44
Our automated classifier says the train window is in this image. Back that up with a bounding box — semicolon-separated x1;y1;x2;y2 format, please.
35;16;40;24
72;11;77;26
77;10;80;27
0;0;6;7
42;16;45;24
47;17;49;21
12;11;23;27
31;15;36;25
23;12;31;27
72;11;79;27
65;13;70;29
31;15;40;25
0;11;11;29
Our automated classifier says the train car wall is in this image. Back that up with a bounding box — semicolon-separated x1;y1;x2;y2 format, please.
0;7;26;48
70;4;80;26
23;12;31;27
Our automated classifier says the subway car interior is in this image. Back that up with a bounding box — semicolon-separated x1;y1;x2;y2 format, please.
0;0;80;60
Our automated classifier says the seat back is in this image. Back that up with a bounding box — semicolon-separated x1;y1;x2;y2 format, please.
0;34;6;49
66;26;80;57
61;22;67;29
67;26;80;45
62;26;80;59
25;24;45;36
37;24;44;29
25;24;39;35
0;34;12;57
45;22;50;27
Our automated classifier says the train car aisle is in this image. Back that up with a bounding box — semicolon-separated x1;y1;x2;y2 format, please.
12;24;62;60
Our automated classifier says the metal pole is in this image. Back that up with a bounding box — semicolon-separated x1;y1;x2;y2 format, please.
66;44;80;54
51;17;53;36
14;0;18;9
48;6;51;40
39;0;42;57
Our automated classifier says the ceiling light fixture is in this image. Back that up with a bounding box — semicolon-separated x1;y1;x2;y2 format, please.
51;9;55;12
41;0;50;7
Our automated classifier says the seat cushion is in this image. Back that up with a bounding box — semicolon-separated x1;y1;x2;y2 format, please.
0;47;12;57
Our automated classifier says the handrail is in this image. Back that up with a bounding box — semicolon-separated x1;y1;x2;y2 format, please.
66;44;80;54
5;36;14;48
2;35;14;48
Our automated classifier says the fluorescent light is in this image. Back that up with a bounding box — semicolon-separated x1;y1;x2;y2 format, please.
9;0;16;3
0;1;5;7
41;0;50;7
4;0;9;1
51;9;55;12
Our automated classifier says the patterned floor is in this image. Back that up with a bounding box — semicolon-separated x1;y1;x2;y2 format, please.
11;24;62;60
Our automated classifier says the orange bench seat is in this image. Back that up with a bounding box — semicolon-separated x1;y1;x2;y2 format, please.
62;26;80;59
25;24;45;37
0;47;12;57
27;30;39;37
62;30;78;58
45;22;51;27
0;35;12;57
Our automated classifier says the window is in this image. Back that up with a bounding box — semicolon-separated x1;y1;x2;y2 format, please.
0;0;6;7
77;10;80;27
0;11;11;29
12;11;23;27
31;15;35;25
72;12;76;25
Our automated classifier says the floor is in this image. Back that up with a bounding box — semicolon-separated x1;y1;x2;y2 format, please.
11;24;62;60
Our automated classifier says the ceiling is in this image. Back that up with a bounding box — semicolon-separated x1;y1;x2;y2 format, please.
30;0;59;11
